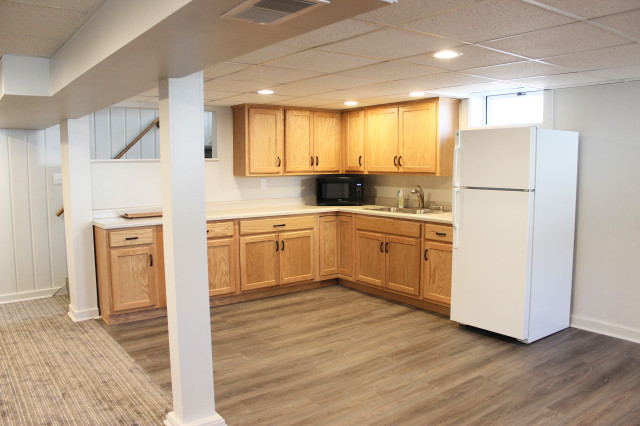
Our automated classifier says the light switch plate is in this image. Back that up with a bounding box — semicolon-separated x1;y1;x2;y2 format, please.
53;173;63;185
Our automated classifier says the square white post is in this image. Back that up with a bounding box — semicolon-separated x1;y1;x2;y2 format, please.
59;117;99;321
159;71;225;426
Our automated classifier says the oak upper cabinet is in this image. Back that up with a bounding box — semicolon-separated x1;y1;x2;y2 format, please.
206;221;239;297
366;106;398;173
354;215;422;297
399;101;437;173
233;105;284;176
318;214;338;278
94;226;165;324
239;215;315;290
337;214;354;279
342;110;365;172
313;111;341;173
422;223;453;307
284;109;314;174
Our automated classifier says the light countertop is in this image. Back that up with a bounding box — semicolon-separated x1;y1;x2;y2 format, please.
93;204;453;229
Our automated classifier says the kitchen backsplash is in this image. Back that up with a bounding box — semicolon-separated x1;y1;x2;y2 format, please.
364;175;453;211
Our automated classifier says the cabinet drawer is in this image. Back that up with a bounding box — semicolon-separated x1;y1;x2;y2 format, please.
355;215;421;238
109;228;154;248
240;215;315;235
207;221;235;238
424;223;453;243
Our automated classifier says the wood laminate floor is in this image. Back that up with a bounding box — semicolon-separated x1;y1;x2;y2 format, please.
102;286;640;425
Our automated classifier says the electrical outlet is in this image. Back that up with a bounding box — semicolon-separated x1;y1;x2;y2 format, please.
261;179;267;190
53;173;63;185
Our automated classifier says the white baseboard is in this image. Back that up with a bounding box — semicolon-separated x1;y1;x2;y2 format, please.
571;314;640;344
0;286;65;304
68;304;100;322
165;411;226;426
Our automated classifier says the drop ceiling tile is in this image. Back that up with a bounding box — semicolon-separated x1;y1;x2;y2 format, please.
508;72;610;88
402;0;575;43
0;2;87;40
532;0;640;19
290;74;379;90
219;93;294;104
427;82;528;96
542;43;640;71
462;61;571;79
204;79;269;93
267;82;329;97
0;35;62;57
593;9;640;40
203;90;241;100
356;0;482;25
339;61;443;82
591;64;640;79
280;19;383;48
483;22;631;59
205;100;236;107
271;98;341;107
367;73;493;94
224;66;322;84
319;28;461;60
402;45;525;71
310;88;387;101
203;62;251;80
267;50;380;73
306;102;344;110
17;0;105;11
227;44;307;65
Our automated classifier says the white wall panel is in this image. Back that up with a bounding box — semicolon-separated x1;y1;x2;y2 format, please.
93;108;111;160
7;129;36;294
44;125;67;289
140;109;157;159
26;130;52;291
124;108;141;159
0;130;18;295
109;107;126;158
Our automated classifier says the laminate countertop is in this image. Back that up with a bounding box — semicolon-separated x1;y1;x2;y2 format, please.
93;204;453;230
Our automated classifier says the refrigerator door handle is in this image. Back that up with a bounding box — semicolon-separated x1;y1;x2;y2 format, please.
453;188;461;249
453;134;461;187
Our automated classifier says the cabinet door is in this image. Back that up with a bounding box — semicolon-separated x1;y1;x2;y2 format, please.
318;215;338;277
338;214;354;278
343;110;364;172
313;112;341;172
207;237;239;297
285;109;314;174
248;107;283;175
366;107;398;173
355;231;385;287
109;245;156;312
386;235;421;296
399;102;437;173
240;234;279;291
422;240;452;306
280;230;314;284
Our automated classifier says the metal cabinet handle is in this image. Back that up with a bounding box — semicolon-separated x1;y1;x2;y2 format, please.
149;254;153;267
281;241;285;251
385;242;389;253
393;156;398;166
275;240;279;251
424;249;428;261
316;156;319;166
379;242;383;252
436;232;447;236
310;156;314;166
273;224;286;228
277;156;281;167
398;156;403;167
125;236;138;241
358;155;362;166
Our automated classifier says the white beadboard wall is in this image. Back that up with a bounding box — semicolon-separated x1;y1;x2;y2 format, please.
0;126;67;302
88;107;215;160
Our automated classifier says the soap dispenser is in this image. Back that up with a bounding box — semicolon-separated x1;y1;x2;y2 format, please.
398;189;404;208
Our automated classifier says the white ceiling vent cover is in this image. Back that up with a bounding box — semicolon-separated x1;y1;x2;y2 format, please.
222;0;329;25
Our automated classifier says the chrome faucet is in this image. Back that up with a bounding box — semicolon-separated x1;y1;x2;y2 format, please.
411;185;425;208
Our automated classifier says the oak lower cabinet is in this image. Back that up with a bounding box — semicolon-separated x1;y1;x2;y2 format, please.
206;221;239;297
239;215;315;291
337;214;354;278
421;223;453;307
354;215;421;297
318;214;338;278
94;226;166;324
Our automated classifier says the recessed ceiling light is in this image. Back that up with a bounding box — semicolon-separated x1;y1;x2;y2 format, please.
409;92;425;97
258;89;274;95
344;101;358;106
433;50;461;59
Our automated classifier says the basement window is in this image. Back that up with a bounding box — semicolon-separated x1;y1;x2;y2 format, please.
485;91;543;126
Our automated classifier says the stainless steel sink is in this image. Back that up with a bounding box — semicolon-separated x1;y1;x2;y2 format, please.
364;206;441;215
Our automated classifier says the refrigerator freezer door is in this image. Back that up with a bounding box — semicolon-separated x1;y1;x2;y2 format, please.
455;127;537;190
451;188;535;340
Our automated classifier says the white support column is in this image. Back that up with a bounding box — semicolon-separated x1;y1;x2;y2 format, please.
159;72;225;426
59;117;99;321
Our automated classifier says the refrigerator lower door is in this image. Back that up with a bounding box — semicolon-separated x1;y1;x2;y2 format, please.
451;188;534;340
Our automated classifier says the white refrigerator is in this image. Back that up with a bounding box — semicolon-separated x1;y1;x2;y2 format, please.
451;127;579;343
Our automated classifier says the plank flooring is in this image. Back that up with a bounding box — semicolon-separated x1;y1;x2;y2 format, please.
101;286;640;425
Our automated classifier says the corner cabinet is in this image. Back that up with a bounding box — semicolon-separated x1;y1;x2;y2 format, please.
233;105;284;176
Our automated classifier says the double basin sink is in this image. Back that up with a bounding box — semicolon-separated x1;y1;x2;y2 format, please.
364;206;444;215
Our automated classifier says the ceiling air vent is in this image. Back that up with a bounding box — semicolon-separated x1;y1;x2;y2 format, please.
222;0;329;25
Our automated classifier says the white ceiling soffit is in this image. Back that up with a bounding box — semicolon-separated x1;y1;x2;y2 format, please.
0;0;389;129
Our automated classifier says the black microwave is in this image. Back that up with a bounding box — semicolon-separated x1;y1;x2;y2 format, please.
316;176;364;206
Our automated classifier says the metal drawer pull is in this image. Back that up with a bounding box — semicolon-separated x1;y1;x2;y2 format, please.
436;232;447;236
424;249;428;261
393;155;398;166
311;156;314;166
149;254;153;267
385;242;389;253
358;155;362;166
281;241;285;251
379;242;383;252
125;237;139;241
277;156;281;167
316;156;319;166
273;224;286;228
275;240;279;251
398;156;403;167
